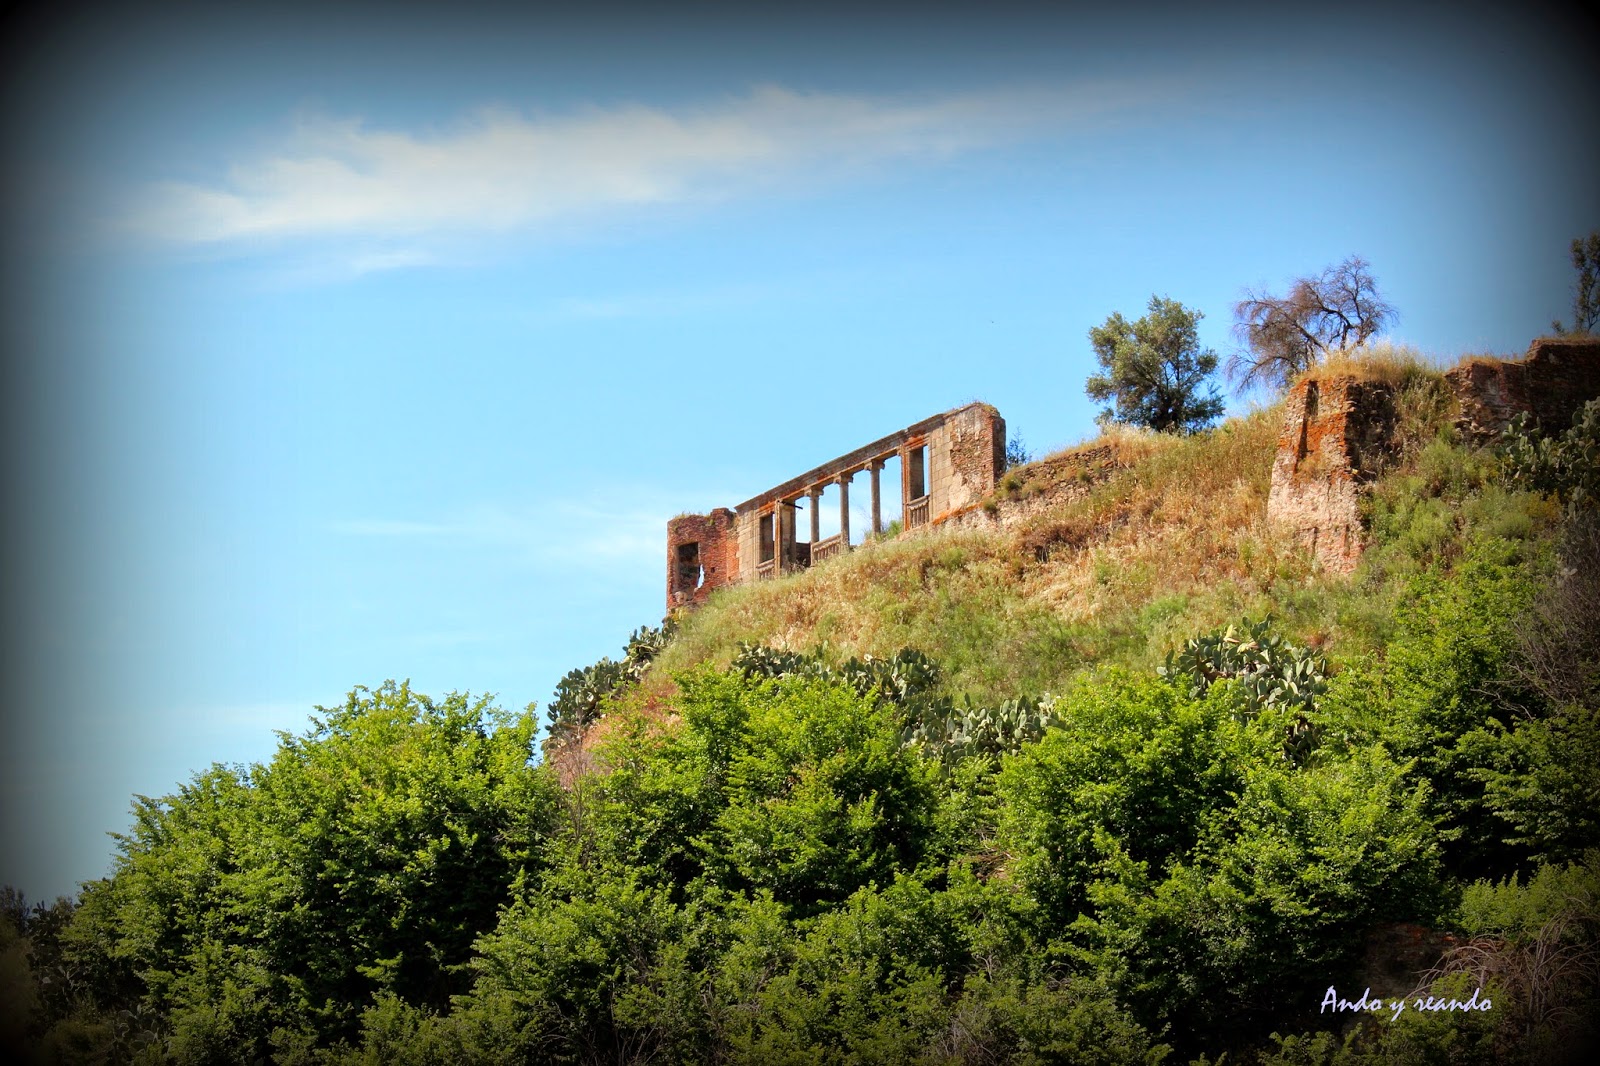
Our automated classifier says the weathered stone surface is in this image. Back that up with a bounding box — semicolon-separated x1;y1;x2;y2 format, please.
666;508;737;612
668;403;1005;610
1266;376;1397;574
934;403;1008;521
1445;337;1600;443
942;442;1123;533
669;340;1599;607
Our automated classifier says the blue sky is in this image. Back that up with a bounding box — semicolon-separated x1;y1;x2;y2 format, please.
3;0;1597;901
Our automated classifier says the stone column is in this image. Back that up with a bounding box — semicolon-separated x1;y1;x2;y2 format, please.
808;487;821;544
773;503;785;573
899;446;912;515
869;460;882;535
838;473;851;546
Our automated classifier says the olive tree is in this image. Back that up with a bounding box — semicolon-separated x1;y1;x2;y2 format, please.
1085;295;1223;434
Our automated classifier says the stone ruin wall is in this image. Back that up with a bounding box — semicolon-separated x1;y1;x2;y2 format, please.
1267;337;1600;574
667;403;1005;612
667;339;1599;609
666;509;738;611
940;442;1125;533
933;403;1011;523
1266;376;1398;574
1444;337;1600;443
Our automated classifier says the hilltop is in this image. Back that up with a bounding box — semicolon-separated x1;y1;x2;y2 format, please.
649;343;1554;701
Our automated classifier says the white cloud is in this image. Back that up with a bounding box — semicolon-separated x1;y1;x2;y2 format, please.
187;700;318;731
330;493;724;573
346;248;437;275
129;81;1175;246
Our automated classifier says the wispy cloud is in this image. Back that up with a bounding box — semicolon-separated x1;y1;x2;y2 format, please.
330;494;721;574
347;248;437;275
187;700;319;731
128;81;1178;248
331;518;456;537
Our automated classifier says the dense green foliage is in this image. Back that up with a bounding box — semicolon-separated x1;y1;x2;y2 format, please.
1502;398;1599;512
6;395;1598;1064
4;684;558;1062
1085;296;1224;433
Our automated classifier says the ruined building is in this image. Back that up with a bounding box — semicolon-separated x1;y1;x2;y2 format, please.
666;338;1600;607
1268;337;1600;573
667;403;1005;611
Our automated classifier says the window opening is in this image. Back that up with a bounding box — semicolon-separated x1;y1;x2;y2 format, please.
759;513;775;564
676;542;703;591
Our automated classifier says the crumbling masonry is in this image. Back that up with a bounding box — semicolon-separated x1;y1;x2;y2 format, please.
1268;337;1600;573
667;340;1599;605
668;403;1005;611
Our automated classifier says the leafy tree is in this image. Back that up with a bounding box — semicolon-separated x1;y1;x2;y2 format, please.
995;670;1257;927
1230;256;1395;391
1362;540;1548;877
449;869;710;1064
1003;434;1031;470
1;898;37;1057
699;672;936;915
1553;231;1600;335
1085;295;1224;433
1072;745;1440;1049
996;669;1442;1055
46;682;557;1062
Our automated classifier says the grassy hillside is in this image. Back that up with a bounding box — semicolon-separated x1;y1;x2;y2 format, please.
656;349;1529;701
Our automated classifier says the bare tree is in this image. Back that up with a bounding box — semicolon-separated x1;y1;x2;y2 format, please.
1229;256;1395;392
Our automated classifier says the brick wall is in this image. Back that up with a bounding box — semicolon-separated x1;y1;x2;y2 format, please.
1266;376;1397;574
1446;337;1600;442
667;402;1006;608
666;508;738;612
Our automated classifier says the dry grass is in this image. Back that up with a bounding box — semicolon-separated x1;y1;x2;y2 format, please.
991;424;1174;507
654;525;1056;697
1293;342;1457;476
653;406;1364;697
1295;341;1446;388
644;362;1523;709
1453;352;1515;370
1014;409;1326;654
